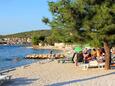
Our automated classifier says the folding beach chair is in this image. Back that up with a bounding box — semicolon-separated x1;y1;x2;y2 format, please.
80;60;105;70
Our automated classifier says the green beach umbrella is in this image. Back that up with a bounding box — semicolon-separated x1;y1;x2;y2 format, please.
74;47;82;53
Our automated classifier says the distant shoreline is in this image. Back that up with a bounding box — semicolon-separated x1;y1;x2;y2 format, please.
32;45;65;51
0;44;64;51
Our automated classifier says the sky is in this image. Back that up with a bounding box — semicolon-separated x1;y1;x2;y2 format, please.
0;0;52;35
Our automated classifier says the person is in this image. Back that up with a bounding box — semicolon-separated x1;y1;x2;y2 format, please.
111;47;115;58
71;48;77;63
82;48;92;63
101;47;105;62
72;52;78;66
96;48;104;63
50;50;53;54
71;47;80;65
111;47;115;54
77;51;84;62
91;48;97;60
83;48;88;58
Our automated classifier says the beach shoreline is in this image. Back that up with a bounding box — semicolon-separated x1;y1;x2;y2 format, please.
1;45;115;86
4;60;115;86
31;45;66;51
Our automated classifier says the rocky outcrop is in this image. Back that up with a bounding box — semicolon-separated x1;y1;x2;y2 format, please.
25;54;65;59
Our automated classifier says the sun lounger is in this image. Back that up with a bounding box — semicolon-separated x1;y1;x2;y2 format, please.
0;75;12;85
80;60;105;70
0;68;15;75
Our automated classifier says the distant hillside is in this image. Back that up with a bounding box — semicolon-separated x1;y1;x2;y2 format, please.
3;30;51;38
0;35;4;38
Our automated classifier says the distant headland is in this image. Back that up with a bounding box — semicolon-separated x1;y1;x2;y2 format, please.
0;30;51;45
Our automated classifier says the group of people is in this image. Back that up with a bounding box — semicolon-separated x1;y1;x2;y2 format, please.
82;48;105;63
72;48;105;64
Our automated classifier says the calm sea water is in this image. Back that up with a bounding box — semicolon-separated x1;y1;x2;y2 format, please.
0;45;60;71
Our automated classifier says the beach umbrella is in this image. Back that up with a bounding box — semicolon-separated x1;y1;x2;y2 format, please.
74;47;82;53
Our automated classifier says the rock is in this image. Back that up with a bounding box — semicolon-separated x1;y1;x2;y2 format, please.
26;54;65;59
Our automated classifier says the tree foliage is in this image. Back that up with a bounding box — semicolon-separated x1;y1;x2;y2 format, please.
47;0;115;44
3;30;51;38
42;17;50;24
44;0;115;69
31;35;39;45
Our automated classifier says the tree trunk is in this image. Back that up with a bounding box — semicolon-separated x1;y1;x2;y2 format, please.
104;40;111;70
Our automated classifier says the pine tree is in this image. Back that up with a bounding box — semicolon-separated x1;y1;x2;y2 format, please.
44;0;115;70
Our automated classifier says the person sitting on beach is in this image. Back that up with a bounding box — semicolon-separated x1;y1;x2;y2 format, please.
96;48;104;63
50;50;53;54
101;48;105;61
83;48;88;58
91;48;97;60
111;47;115;54
111;47;115;58
83;48;92;63
85;54;92;63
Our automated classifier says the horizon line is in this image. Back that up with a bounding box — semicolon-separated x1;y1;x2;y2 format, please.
0;28;51;36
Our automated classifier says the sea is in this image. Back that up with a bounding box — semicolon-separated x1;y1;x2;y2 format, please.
0;45;61;71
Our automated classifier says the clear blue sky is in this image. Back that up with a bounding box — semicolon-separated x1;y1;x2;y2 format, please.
0;0;52;35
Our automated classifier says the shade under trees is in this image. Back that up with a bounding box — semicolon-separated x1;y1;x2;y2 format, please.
43;0;115;70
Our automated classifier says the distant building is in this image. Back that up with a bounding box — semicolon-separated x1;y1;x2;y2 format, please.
0;38;7;44
54;43;65;48
2;37;32;45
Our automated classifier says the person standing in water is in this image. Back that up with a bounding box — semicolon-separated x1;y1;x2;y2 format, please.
50;50;53;54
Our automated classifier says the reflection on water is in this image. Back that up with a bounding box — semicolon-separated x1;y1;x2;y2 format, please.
0;45;61;70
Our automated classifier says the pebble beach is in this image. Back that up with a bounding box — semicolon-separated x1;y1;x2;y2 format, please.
3;60;115;86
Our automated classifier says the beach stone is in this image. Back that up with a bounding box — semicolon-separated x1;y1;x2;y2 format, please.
26;54;65;59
